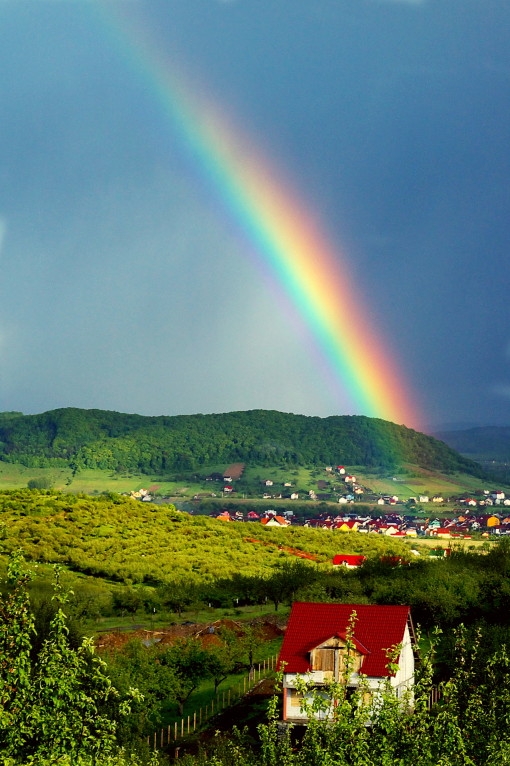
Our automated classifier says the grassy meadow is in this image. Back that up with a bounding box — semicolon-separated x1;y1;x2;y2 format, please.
0;459;499;507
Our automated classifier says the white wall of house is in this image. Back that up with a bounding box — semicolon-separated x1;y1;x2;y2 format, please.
282;624;414;721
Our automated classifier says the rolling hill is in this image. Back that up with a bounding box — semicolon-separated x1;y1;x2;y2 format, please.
0;408;486;479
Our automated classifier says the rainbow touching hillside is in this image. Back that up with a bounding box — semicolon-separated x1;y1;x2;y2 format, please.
92;4;423;431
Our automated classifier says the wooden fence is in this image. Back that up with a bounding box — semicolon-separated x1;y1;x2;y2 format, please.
149;655;277;750
148;662;442;751
427;685;442;709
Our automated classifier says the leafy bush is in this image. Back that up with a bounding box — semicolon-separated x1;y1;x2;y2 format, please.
27;477;54;490
0;552;150;765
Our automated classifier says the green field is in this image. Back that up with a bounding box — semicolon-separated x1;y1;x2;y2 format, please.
0;460;501;504
355;464;491;500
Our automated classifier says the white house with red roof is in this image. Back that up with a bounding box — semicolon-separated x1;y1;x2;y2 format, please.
278;602;415;722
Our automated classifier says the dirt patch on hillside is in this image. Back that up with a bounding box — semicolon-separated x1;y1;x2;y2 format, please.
244;536;319;562
250;616;286;639
224;463;245;480
95;622;198;652
95;616;284;652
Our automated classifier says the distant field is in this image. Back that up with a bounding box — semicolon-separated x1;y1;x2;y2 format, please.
0;465;212;497
414;537;489;550
356;465;490;500
0;460;505;504
0;462;71;489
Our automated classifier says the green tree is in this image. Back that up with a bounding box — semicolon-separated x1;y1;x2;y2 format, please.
160;638;214;714
105;639;177;745
264;560;317;611
0;552;145;765
207;628;243;693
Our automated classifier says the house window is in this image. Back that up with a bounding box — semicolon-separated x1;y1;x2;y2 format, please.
289;689;302;706
311;643;363;678
312;648;335;672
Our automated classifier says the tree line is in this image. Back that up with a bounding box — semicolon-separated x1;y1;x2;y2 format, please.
0;407;484;476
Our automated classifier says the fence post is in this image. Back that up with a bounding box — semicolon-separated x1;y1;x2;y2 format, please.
146;652;279;752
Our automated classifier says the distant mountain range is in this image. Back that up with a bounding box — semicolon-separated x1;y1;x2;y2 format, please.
433;427;510;462
0;407;486;478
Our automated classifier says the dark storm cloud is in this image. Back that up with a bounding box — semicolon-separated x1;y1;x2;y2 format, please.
0;0;509;427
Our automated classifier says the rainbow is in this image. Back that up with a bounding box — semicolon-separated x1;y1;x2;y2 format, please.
92;5;422;430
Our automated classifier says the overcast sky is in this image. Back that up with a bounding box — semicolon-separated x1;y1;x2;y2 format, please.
1;0;509;431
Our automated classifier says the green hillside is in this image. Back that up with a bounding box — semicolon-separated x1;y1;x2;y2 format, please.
0;489;410;587
0;408;485;478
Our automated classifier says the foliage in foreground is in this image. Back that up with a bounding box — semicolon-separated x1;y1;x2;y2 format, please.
5;546;510;766
183;627;510;766
0;551;157;766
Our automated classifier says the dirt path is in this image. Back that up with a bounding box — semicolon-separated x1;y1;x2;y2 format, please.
172;677;277;760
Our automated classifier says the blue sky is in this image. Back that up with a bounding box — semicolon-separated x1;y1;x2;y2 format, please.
1;0;509;430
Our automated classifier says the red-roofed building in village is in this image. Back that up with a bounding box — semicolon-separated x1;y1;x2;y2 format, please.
261;515;290;527
278;602;415;722
332;554;366;568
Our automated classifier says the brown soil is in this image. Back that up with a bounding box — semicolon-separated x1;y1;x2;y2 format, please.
95;616;285;652
95;622;198;652
223;463;245;480
244;536;319;561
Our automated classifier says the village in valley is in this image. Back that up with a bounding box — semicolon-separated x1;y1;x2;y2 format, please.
130;462;510;542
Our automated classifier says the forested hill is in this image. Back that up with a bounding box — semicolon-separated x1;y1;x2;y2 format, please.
0;408;484;477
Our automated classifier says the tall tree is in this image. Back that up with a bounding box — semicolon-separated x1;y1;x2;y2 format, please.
0;552;145;764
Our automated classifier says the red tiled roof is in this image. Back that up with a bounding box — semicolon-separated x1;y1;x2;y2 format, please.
332;555;366;566
278;602;411;678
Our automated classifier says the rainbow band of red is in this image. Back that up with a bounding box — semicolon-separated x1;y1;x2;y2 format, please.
93;5;422;429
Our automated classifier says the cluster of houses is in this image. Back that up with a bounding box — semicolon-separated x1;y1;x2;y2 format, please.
210;507;510;538
214;508;293;526
305;510;510;538
129;488;154;502
205;463;510;509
